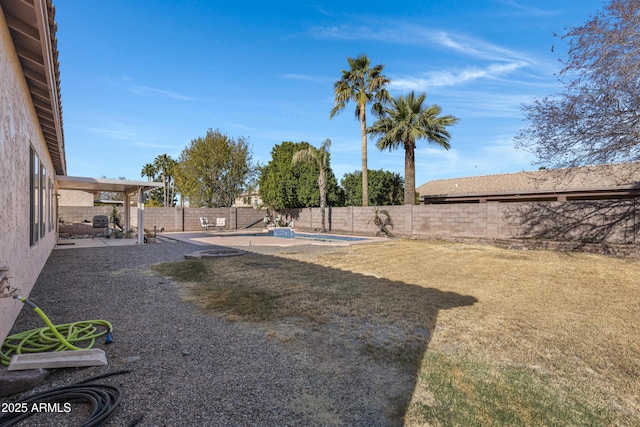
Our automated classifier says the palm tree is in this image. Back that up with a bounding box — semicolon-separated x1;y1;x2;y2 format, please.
165;157;178;207
140;163;157;182
330;54;390;207
153;154;175;207
368;91;459;205
292;139;331;232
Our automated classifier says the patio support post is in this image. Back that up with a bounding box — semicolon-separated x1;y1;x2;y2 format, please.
137;187;144;244
124;192;131;237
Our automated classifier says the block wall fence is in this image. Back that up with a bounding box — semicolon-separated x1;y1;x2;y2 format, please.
59;198;640;244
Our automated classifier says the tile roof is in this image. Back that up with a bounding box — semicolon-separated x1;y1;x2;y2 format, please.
417;162;640;198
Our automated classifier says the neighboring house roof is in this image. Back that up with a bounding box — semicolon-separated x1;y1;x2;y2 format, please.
417;162;640;203
0;0;65;174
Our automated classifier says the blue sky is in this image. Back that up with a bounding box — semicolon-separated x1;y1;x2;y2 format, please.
54;0;604;186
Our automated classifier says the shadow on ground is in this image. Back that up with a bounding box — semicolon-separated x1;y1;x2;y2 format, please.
154;244;478;425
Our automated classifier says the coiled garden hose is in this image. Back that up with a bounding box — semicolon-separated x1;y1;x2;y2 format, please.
0;295;113;366
0;370;136;427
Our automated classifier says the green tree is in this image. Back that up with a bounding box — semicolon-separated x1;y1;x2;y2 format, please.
145;188;164;207
369;91;459;205
259;141;343;210
330;54;390;207
175;129;257;207
341;169;404;206
292;139;332;232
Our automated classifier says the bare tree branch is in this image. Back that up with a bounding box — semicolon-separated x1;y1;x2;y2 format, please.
516;0;640;169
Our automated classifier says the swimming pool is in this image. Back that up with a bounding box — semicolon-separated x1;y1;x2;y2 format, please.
227;229;367;242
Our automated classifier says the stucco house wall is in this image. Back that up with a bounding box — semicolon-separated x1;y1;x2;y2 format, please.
0;7;58;343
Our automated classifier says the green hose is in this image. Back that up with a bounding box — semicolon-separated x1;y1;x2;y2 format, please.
0;296;113;366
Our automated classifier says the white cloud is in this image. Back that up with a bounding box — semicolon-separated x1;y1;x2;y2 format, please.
391;62;527;91
103;75;197;101
129;85;197;101
309;21;531;62
432;90;531;119
494;0;559;17
86;125;178;150
307;24;394;43
310;20;540;95
85;126;138;142
426;30;531;63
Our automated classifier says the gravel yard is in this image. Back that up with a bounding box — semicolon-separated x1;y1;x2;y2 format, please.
3;240;412;426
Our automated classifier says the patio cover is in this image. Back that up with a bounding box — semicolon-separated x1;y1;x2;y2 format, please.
55;176;164;244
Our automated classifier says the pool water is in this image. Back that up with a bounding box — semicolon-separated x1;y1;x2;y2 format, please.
271;228;367;242
229;229;367;242
291;232;366;242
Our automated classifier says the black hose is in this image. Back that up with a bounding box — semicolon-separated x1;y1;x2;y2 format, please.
0;370;132;427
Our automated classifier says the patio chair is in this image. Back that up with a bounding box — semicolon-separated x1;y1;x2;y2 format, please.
215;218;226;230
199;217;210;232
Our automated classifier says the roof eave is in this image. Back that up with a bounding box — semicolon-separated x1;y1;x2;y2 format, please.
1;0;66;175
34;0;65;175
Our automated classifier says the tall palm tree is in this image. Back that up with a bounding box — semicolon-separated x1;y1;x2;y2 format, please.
369;91;459;205
165;157;178;207
153;154;175;207
140;163;157;182
292;139;331;232
330;54;390;207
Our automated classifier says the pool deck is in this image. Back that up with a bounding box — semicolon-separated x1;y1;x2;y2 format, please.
159;230;388;247
54;230;389;250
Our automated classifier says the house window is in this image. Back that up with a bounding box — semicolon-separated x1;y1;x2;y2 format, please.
30;146;39;246
40;164;45;238
48;177;54;232
29;146;51;245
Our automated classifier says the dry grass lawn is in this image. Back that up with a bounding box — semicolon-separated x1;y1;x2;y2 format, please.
154;239;640;425
313;239;640;425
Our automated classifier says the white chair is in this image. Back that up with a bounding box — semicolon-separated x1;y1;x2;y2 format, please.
215;218;226;230
199;217;210;232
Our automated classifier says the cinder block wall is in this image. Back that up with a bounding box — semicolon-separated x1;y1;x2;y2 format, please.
59;199;640;244
59;206;265;232
285;200;639;243
58;205;115;224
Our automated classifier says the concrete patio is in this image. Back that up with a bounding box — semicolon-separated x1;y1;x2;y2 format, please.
55;237;140;249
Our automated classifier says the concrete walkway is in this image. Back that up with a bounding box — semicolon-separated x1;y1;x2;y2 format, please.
55;237;139;249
